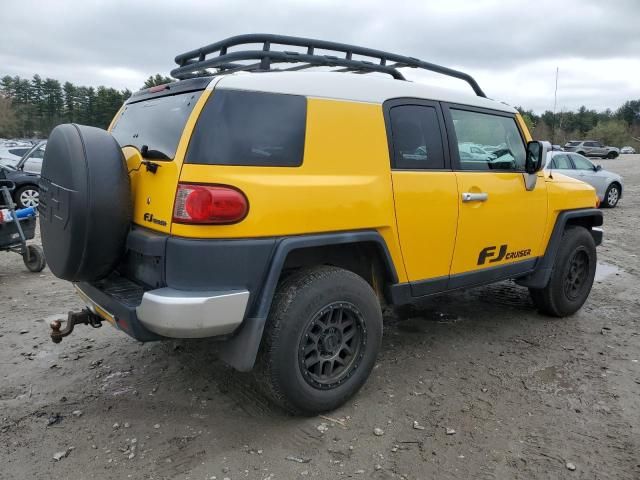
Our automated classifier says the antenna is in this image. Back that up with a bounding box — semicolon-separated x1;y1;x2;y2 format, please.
551;67;559;144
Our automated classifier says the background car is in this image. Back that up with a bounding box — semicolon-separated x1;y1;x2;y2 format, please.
0;145;32;163
620;146;636;154
0;142;45;208
546;151;623;208
563;140;619;159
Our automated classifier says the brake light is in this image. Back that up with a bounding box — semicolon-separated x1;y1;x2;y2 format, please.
173;184;248;224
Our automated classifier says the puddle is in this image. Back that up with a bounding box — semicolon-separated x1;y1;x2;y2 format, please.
595;262;621;282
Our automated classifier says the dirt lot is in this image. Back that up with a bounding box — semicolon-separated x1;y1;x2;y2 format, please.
1;156;639;480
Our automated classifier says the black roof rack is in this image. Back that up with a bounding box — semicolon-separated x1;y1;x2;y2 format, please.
171;34;487;98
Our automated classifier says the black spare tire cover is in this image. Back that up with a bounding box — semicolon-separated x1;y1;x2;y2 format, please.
39;124;131;282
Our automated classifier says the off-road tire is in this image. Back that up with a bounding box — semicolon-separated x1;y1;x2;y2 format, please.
23;244;46;272
529;226;596;317
256;266;383;415
602;183;621;208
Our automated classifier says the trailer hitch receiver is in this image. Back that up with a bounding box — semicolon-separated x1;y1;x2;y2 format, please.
50;309;102;343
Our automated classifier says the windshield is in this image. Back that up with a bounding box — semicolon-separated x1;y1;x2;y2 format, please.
111;91;203;160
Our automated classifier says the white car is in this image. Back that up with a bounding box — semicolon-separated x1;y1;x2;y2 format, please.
546;151;623;208
0;145;32;163
458;142;495;161
620;146;635;154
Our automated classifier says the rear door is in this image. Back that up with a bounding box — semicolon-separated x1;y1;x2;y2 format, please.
109;84;210;233
386;99;459;295
569;153;607;196
443;105;548;287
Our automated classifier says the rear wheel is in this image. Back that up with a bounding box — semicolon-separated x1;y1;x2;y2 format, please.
602;183;620;208
606;151;618;159
256;266;383;415
529;226;596;317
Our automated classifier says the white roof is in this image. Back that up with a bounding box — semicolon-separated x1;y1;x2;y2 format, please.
214;71;515;113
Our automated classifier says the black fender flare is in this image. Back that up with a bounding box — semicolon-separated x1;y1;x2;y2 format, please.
516;208;603;289
218;230;397;371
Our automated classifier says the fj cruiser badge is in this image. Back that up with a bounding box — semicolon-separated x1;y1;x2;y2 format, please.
143;212;167;227
478;245;531;265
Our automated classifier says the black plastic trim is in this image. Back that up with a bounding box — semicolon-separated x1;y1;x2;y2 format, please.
516;209;603;288
218;230;398;371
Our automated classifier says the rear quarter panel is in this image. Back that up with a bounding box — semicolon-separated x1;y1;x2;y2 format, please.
175;96;408;282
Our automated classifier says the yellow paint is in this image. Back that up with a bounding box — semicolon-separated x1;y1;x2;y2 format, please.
175;97;408;282
109;85;598;291
390;171;459;281
515;113;533;142
450;171;548;274
114;90;213;234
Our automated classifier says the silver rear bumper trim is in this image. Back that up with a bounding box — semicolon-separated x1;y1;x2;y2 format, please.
136;288;249;338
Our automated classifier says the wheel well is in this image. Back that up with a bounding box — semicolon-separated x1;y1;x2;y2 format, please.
281;242;395;302
608;181;622;193
565;214;601;230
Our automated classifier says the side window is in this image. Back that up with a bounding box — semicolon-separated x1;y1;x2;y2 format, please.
389;105;445;169
450;109;526;171
186;90;306;167
570;154;594;170
584;142;596;147
550;154;572;169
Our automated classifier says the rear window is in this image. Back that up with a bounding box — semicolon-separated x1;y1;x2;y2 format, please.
9;148;29;157
186;90;306;167
111;91;203;160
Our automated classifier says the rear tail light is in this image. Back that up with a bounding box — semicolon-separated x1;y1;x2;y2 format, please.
173;184;248;224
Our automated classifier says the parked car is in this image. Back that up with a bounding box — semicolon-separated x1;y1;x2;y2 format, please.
620;146;636;154
40;34;603;415
0;141;45;208
546;151;623;208
0;146;32;163
563;140;619;159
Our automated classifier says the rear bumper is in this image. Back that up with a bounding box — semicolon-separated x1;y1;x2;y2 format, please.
136;288;249;338
75;279;249;340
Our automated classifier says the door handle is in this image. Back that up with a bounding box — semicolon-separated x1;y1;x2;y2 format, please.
462;192;488;202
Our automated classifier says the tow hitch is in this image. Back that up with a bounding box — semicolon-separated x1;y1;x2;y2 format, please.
50;309;103;343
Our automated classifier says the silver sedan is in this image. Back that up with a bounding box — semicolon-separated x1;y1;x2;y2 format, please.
546;151;623;208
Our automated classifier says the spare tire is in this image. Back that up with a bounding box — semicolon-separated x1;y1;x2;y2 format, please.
39;124;131;282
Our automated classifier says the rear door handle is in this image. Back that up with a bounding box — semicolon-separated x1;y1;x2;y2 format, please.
462;192;488;202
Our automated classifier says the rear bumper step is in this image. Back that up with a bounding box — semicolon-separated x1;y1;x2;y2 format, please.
75;276;248;341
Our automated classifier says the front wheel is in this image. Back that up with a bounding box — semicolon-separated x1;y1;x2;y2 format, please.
529;226;596;317
15;185;39;209
256;266;383;415
606;151;618;159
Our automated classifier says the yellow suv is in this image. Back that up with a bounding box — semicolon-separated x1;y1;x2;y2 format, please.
39;34;602;415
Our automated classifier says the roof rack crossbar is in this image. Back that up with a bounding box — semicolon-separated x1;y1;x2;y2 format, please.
171;34;486;97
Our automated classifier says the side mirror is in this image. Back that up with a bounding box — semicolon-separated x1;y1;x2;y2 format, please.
595;164;602;171
525;140;550;174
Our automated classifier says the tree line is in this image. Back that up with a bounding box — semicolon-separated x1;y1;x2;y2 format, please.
1;72;639;150
517;101;640;149
0;74;173;138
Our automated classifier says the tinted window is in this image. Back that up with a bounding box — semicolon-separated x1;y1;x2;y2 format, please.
111;91;203;160
570;154;594;170
186;90;306;167
450;109;526;171
550;154;572;169
567;141;581;147
9;148;29;157
389;105;445;169
584;142;597;147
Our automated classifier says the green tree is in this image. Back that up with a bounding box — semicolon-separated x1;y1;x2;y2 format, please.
0;95;19;137
586;120;630;147
143;74;173;89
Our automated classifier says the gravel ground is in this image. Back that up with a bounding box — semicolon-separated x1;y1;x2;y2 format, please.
1;155;639;480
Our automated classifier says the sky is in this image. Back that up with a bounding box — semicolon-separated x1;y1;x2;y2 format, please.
1;0;638;113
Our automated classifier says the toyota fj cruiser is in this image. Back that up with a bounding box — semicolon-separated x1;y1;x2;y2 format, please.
40;34;602;415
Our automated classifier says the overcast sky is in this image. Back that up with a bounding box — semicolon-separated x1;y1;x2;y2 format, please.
1;0;638;113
